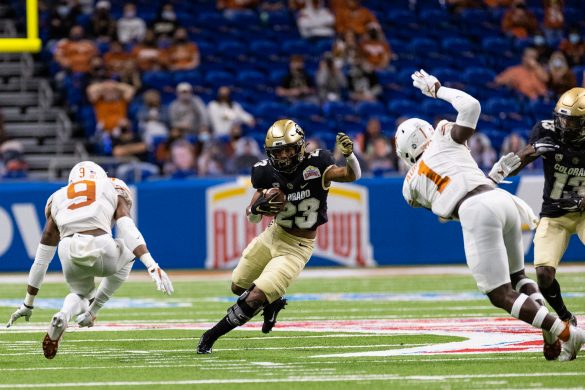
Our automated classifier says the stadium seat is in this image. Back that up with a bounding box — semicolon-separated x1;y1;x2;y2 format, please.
256;101;288;122
173;70;203;86
217;41;247;60
442;37;472;56
204;70;234;88
142;71;173;90
387;99;419;116
421;100;450;118
431;68;459;84
484;98;521;117
462;67;496;87
237;70;269;89
282;39;312;56
573;65;585;87
528;100;553;122
410;38;437;57
323;101;356;121
482;37;512;55
250;40;281;59
288;102;322;120
356;101;387;118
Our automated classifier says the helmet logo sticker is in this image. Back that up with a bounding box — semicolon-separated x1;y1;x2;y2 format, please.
555;154;563;162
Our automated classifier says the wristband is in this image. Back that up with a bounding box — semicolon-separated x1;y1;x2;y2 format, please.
139;252;156;269
24;293;35;307
346;153;362;180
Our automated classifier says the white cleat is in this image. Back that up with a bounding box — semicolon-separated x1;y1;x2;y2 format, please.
42;312;68;359
559;325;585;362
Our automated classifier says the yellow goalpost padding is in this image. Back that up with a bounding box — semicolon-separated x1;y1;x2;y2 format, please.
0;0;41;53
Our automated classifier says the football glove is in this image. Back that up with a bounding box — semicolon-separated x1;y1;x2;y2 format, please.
336;132;353;157
531;136;559;156
148;263;174;295
411;69;440;98
6;304;33;328
251;191;284;216
488;153;521;184
551;193;585;212
76;311;96;328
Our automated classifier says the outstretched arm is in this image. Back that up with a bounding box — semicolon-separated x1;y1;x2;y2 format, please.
324;133;362;184
411;69;481;144
7;216;60;327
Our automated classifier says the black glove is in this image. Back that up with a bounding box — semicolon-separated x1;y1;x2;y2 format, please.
251;191;283;215
551;193;585;212
531;136;559;157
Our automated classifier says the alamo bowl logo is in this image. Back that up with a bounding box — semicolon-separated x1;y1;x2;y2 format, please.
303;165;321;181
205;178;374;269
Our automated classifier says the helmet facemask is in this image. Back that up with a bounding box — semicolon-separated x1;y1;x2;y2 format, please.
554;111;585;145
266;139;306;173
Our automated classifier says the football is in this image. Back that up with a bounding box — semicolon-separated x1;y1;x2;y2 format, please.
263;187;286;212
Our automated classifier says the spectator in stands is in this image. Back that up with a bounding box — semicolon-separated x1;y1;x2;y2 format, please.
356;117;384;154
335;0;379;37
111;119;148;160
198;141;226;176
166;27;200;71
316;52;347;102
276;55;317;103
366;138;396;176
347;56;382;102
208;86;255;138
132;29;168;72
48;0;82;40
137;90;170;146
500;132;526;156
165;139;197;178
359;27;392;70
547;51;577;98
104;40;133;75
152;3;180;44
484;0;513;7
91;1;116;42
169;82;210;136
501;0;538;39
446;0;483;14
117;3;146;44
118;59;142;91
494;47;549;101
533;30;552;64
289;0;307;11
87;56;108;84
0;139;28;179
54;25;98;73
296;0;335;39
468;132;497;170
227;137;262;174
87;79;135;133
560;27;585;67
332;31;359;69
543;0;564;44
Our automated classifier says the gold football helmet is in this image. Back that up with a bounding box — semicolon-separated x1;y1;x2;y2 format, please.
554;87;585;145
265;119;306;173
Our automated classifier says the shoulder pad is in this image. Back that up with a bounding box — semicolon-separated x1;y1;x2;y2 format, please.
111;178;133;209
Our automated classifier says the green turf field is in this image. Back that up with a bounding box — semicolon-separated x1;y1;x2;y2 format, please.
0;268;584;389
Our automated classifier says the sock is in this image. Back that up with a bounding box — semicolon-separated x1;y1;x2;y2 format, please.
550;318;571;342
541;279;571;320
61;293;88;322
207;300;257;340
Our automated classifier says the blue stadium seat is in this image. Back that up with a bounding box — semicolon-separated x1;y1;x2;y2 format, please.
228;10;260;30
142;71;173;90
410;38;437;57
528;100;553;122
256;101;288;121
217;41;247;59
282;39;311;56
442;37;472;56
288;102;322;120
173;70;203;86
196;12;226;31
462;67;496;86
250;40;281;58
237;70;268;89
573;65;585;87
388;99;419;116
386;10;417;26
484;98;521;117
431;68;459;83
204;70;234;88
482;37;512;55
421;100;450;118
481;128;507;151
356;101;387;118
323;101;355;120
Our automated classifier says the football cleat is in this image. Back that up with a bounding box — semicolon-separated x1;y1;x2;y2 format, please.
559;325;585;362
542;329;561;361
42;312;68;359
262;297;287;334
196;331;216;354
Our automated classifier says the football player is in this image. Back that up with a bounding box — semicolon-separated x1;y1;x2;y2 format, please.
6;161;173;359
398;70;585;361
490;87;585;357
197;119;361;354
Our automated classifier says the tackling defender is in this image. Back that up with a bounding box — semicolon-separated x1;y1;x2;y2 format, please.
6;161;173;359
197;119;361;353
397;70;585;361
491;87;585;357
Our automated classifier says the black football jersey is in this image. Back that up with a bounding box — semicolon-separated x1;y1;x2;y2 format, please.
529;119;585;217
251;149;335;231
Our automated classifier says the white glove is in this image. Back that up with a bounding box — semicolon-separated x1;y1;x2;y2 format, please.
6;304;33;328
488;153;521;184
411;69;440;98
148;263;174;295
76;312;96;328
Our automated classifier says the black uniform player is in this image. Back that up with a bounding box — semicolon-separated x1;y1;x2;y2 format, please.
498;87;585;360
197;119;361;354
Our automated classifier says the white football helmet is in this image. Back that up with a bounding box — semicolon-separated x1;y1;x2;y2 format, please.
395;118;434;166
68;161;108;184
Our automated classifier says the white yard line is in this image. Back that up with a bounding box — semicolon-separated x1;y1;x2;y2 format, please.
2;264;584;284
0;372;584;388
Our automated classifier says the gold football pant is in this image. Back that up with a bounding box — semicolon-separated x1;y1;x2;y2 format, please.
232;223;314;303
534;213;585;269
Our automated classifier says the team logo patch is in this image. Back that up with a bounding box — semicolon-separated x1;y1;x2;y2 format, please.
303;165;321;180
555;154;563;162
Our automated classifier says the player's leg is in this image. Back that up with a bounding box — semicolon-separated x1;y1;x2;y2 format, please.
231;231;273;295
533;216;576;323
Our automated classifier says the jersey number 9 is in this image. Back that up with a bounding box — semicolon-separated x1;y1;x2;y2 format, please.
67;180;97;210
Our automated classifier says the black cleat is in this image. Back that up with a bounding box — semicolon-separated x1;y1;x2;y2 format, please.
262;297;287;334
196;331;216;354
